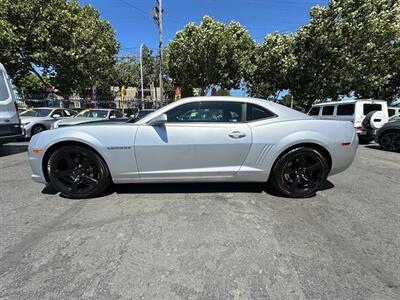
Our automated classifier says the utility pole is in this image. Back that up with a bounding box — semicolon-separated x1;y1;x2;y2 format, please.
153;0;164;104
140;43;145;109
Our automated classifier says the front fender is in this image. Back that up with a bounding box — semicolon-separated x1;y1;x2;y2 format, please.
29;125;139;183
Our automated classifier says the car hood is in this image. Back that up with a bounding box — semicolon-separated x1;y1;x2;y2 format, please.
56;117;105;125
20;116;50;123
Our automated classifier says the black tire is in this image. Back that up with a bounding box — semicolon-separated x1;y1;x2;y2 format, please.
31;124;46;136
47;145;111;199
270;147;329;198
379;130;400;152
358;136;374;144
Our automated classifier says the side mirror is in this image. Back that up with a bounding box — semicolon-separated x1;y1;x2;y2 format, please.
110;115;116;119
148;113;167;126
52;114;61;118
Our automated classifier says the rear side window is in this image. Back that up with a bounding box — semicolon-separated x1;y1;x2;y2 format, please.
337;104;355;115
388;108;395;117
322;106;334;115
0;72;10;101
246;104;275;121
308;107;320;116
363;104;382;115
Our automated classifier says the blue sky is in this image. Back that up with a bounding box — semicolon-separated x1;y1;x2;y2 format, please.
79;0;327;56
79;0;327;96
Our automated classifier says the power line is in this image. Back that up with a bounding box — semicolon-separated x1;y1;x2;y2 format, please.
117;0;151;16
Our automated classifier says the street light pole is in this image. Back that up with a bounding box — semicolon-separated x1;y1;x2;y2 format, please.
153;0;164;105
140;43;145;109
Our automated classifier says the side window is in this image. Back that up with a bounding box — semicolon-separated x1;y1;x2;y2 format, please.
109;111;117;119
52;109;64;117
246;104;275;121
388;108;395;117
308;107;320;116
63;109;73;117
337;104;355;116
322;106;334;115
0;71;10;101
363;104;382;115
166;101;243;123
115;111;124;118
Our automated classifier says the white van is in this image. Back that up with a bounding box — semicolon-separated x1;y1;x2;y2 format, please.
308;99;389;143
0;63;24;146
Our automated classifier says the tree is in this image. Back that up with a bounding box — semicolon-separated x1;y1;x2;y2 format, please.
168;16;255;95
290;0;400;109
245;32;296;99
13;73;47;98
0;0;119;96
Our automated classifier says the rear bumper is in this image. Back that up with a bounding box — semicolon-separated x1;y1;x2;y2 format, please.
0;124;24;143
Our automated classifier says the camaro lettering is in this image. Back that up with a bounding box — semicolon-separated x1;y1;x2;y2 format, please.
107;146;132;150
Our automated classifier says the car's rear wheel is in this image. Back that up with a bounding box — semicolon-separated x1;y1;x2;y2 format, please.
270;147;329;198
379;131;400;152
47;145;111;199
31;124;46;136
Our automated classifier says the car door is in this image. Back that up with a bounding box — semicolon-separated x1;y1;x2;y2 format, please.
134;101;252;179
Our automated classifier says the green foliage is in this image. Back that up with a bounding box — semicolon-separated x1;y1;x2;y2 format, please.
246;0;400;110
168;16;255;95
245;32;296;99
13;73;47;97
0;0;119;96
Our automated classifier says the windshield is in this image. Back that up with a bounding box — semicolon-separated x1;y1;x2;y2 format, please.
137;110;155;119
20;109;53;117
76;110;108;118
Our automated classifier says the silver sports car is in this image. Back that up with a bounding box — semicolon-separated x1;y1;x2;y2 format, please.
28;97;358;199
20;107;77;137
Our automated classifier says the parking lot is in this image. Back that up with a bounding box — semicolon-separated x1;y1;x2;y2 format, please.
0;142;399;299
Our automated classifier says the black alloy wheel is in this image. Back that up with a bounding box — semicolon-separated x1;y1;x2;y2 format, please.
271;147;329;198
31;125;46;136
379;131;400;152
48;145;110;198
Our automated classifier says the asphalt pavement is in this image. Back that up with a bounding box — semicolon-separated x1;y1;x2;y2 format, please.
0;141;399;299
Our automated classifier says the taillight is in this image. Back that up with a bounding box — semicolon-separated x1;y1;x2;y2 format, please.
15;102;21;123
341;142;351;147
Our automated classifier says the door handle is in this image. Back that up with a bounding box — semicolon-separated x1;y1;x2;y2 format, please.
228;131;246;139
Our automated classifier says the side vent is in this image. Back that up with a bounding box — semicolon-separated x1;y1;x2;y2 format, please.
255;144;274;167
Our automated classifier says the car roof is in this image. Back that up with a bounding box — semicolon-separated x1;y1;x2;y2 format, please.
136;96;308;124
312;99;387;107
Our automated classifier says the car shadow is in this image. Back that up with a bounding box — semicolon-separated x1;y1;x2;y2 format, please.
365;145;384;151
42;180;335;199
103;179;335;198
0;143;28;157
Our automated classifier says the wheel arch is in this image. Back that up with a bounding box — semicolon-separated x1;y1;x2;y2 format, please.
273;142;332;173
42;141;110;183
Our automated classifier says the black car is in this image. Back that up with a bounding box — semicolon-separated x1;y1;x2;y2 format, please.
375;115;400;152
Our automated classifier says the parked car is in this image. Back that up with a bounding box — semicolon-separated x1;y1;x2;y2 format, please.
20;107;77;137
388;106;400;118
0;63;24;146
375;115;400;152
52;109;126;129
308;99;389;143
28;96;358;199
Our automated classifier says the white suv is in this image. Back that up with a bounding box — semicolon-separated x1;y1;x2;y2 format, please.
308;99;389;143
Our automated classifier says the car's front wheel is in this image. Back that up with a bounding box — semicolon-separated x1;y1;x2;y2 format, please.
270;147;329;198
31;124;46;136
379;131;400;152
47;145;111;199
